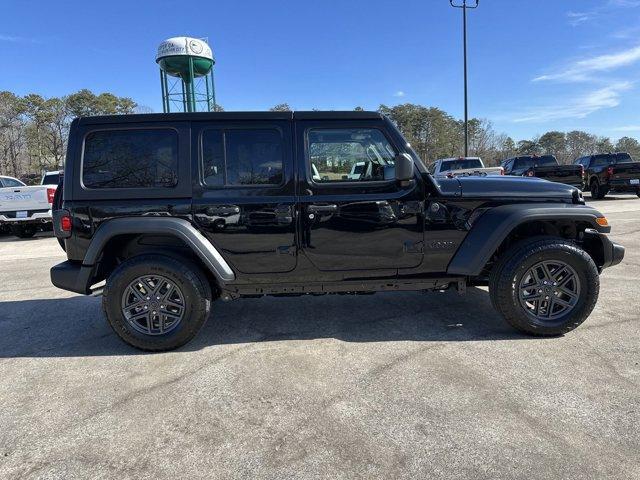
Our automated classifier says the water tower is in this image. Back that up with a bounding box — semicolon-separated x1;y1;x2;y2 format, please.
156;37;217;112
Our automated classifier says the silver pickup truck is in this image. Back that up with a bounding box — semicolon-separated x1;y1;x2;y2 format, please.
428;157;504;177
0;173;60;238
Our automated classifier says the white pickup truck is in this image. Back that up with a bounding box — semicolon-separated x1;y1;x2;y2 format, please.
0;172;60;238
428;157;504;178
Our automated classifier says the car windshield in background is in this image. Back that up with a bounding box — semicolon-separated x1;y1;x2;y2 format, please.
440;159;483;172
42;173;60;185
515;156;557;169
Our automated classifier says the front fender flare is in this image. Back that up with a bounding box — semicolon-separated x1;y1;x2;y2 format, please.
446;203;609;276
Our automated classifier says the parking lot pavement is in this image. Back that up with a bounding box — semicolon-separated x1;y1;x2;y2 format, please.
0;195;638;480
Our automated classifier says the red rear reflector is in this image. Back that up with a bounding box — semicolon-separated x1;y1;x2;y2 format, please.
60;215;72;232
47;187;56;204
606;166;614;177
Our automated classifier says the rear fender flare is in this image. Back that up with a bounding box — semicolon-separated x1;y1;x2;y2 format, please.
83;217;235;283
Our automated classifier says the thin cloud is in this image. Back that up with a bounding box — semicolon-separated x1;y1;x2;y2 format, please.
611;125;640;131
567;0;640;26
393;90;405;97
0;34;40;44
533;45;640;82
513;82;632;123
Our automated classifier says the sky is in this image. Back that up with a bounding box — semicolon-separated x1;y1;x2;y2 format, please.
2;0;640;141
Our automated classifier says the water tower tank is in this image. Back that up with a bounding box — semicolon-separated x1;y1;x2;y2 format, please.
156;37;217;113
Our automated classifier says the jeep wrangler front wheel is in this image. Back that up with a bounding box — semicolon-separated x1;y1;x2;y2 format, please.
489;238;599;336
103;254;212;351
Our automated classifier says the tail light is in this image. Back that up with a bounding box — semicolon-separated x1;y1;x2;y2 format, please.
580;165;585;177
606;166;614;178
500;167;505;175
47;187;56;204
60;214;72;232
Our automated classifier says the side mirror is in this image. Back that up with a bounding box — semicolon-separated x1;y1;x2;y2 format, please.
395;153;414;182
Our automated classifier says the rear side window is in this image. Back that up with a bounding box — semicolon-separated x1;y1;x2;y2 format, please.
201;129;284;186
82;129;178;189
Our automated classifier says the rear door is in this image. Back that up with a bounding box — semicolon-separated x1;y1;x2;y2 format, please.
296;119;424;272
191;120;297;274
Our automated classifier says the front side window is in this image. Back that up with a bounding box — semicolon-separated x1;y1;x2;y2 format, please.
202;129;284;186
83;129;178;189
308;128;396;183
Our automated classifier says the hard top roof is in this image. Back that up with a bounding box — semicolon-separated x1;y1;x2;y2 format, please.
76;110;385;125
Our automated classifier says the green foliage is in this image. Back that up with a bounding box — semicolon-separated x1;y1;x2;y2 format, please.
0;89;138;178
269;103;292;112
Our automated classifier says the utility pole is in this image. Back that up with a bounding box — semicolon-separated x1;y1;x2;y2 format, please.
450;0;479;157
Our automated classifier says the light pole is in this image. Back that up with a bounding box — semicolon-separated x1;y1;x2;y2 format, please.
450;0;478;157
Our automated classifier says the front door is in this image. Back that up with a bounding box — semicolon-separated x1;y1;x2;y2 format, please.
296;120;424;272
191;120;296;275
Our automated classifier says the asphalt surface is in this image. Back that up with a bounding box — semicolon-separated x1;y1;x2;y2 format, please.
0;194;638;479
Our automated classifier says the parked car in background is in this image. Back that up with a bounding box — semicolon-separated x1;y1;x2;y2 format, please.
575;152;640;199
0;174;57;238
50;111;624;351
501;155;584;189
428;157;503;177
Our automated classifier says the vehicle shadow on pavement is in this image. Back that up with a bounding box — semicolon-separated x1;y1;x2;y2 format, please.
0;288;529;358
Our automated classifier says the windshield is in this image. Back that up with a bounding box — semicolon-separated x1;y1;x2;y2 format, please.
514;156;557;169
440;159;483;172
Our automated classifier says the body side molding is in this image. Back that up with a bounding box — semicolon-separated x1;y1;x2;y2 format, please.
447;204;609;276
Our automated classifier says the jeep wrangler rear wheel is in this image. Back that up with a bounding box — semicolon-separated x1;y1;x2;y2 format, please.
103;254;212;351
489;238;599;336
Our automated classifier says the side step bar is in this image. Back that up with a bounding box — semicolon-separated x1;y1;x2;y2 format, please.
221;277;466;300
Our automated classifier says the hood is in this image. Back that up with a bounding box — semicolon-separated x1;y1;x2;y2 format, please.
433;175;579;199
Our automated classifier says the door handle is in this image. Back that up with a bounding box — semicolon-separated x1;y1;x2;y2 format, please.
308;204;338;214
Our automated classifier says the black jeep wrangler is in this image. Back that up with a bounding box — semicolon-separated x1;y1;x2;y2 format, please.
50;111;625;351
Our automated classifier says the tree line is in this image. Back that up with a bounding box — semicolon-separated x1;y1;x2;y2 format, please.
0;89;138;181
2;91;639;183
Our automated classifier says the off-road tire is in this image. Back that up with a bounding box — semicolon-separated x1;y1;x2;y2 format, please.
12;225;37;238
489;238;599;336
590;180;607;200
103;254;212;351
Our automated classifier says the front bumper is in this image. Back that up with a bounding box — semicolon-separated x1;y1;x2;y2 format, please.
584;229;625;270
50;260;93;295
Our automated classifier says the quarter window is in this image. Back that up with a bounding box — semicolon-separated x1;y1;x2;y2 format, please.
307;128;396;183
83;129;178;189
202;129;284;186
